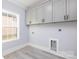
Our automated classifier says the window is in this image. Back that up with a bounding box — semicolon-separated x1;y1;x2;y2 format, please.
2;10;19;42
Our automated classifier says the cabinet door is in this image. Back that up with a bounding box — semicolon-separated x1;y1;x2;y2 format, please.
43;1;53;23
30;8;37;24
36;5;44;24
67;0;77;21
53;0;66;22
26;9;31;25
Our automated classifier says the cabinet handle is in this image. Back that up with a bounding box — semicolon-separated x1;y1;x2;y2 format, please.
29;21;32;24
42;19;45;22
51;40;53;49
64;15;68;20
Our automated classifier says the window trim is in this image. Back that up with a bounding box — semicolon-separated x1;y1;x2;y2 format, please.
2;9;20;43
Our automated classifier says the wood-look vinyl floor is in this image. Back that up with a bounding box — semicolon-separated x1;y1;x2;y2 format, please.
4;46;66;59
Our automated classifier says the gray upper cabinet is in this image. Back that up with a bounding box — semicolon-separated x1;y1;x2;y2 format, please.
26;7;37;24
53;0;77;22
36;5;44;24
53;0;66;22
36;0;53;24
26;0;77;25
26;0;53;25
43;0;53;23
67;0;77;21
26;9;31;25
30;7;37;24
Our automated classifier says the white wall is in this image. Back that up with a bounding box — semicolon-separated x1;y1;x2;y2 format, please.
2;0;29;55
29;22;77;56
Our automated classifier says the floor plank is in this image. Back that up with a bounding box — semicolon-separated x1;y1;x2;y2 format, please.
4;46;66;59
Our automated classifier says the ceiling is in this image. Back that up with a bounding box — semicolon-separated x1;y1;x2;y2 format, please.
7;0;46;9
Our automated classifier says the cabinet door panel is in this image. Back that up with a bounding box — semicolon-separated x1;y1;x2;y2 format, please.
53;0;66;22
67;0;77;21
30;8;37;24
43;1;53;23
36;6;44;24
26;10;31;24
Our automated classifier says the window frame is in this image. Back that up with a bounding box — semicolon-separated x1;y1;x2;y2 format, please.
2;9;20;43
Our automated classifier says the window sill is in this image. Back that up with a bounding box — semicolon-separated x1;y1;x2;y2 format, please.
2;39;18;43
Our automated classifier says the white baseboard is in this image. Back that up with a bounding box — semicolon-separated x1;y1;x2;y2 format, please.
27;43;77;59
3;43;29;56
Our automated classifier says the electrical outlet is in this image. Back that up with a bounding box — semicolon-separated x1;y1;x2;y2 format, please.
58;29;62;31
32;32;34;34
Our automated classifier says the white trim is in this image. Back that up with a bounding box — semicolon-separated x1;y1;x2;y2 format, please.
2;9;19;16
3;43;28;56
27;43;77;59
2;39;17;43
17;14;20;40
